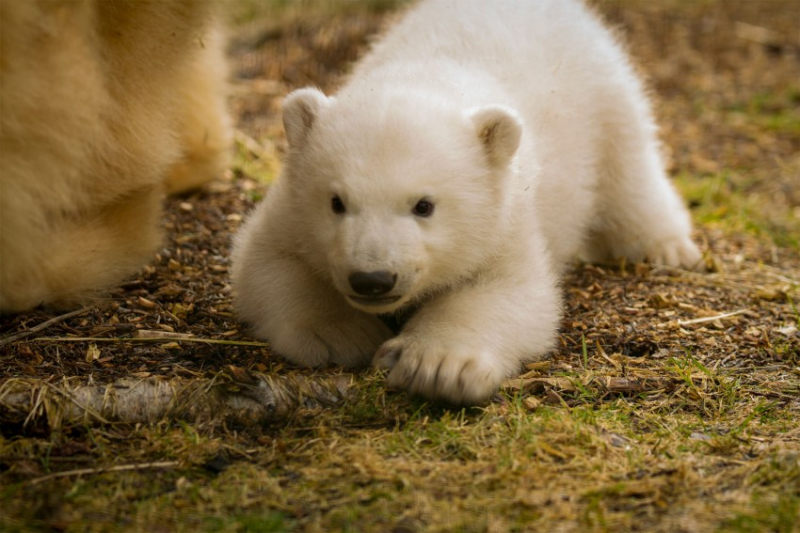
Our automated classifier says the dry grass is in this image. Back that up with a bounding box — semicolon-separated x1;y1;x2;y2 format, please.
1;1;799;531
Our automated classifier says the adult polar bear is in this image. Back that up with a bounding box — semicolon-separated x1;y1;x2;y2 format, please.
0;0;230;313
233;0;702;405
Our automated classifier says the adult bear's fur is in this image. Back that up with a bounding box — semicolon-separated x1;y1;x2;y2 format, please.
0;0;231;312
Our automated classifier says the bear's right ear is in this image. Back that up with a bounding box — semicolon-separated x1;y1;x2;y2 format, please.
468;105;523;168
282;87;331;149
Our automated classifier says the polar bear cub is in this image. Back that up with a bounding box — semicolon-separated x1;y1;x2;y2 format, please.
232;0;702;405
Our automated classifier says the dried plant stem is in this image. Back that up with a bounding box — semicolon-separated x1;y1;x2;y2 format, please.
503;376;675;395
0;307;92;347
677;310;747;326
23;336;270;347
28;461;180;486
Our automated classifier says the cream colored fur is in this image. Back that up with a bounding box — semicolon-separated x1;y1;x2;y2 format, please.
0;0;231;313
232;0;703;405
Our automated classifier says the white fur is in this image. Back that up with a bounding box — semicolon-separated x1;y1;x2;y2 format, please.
232;0;702;405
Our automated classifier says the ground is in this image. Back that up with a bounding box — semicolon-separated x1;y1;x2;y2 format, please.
1;1;799;531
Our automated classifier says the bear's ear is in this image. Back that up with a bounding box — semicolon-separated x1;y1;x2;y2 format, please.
282;87;331;148
468;105;523;168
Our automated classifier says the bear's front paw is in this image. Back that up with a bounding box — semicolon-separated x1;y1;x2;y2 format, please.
648;236;704;271
373;335;504;405
274;314;393;368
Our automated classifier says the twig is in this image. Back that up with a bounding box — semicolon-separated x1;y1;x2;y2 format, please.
135;329;197;340
27;460;180;486
677;310;746;326
600;377;667;394
504;375;674;396
0;307;92;347
23;336;270;347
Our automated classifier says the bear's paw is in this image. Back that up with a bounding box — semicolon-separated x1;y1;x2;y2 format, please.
646;235;704;272
273;314;393;369
373;335;504;405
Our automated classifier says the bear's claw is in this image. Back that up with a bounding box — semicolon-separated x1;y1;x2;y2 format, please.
372;343;403;370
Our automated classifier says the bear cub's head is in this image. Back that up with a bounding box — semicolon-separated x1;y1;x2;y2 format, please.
280;87;523;314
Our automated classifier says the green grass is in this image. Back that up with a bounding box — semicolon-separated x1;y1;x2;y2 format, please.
3;375;800;531
675;171;800;249
231;133;278;186
726;89;800;136
722;462;800;533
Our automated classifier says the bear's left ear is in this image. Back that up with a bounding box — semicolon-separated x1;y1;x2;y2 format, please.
282;87;332;149
468;105;523;168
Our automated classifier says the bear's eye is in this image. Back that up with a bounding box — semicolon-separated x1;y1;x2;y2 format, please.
331;195;346;214
412;199;434;218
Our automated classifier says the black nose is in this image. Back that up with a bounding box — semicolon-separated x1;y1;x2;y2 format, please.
348;270;397;296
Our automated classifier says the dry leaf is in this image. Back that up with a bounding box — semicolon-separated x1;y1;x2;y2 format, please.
85;344;100;362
